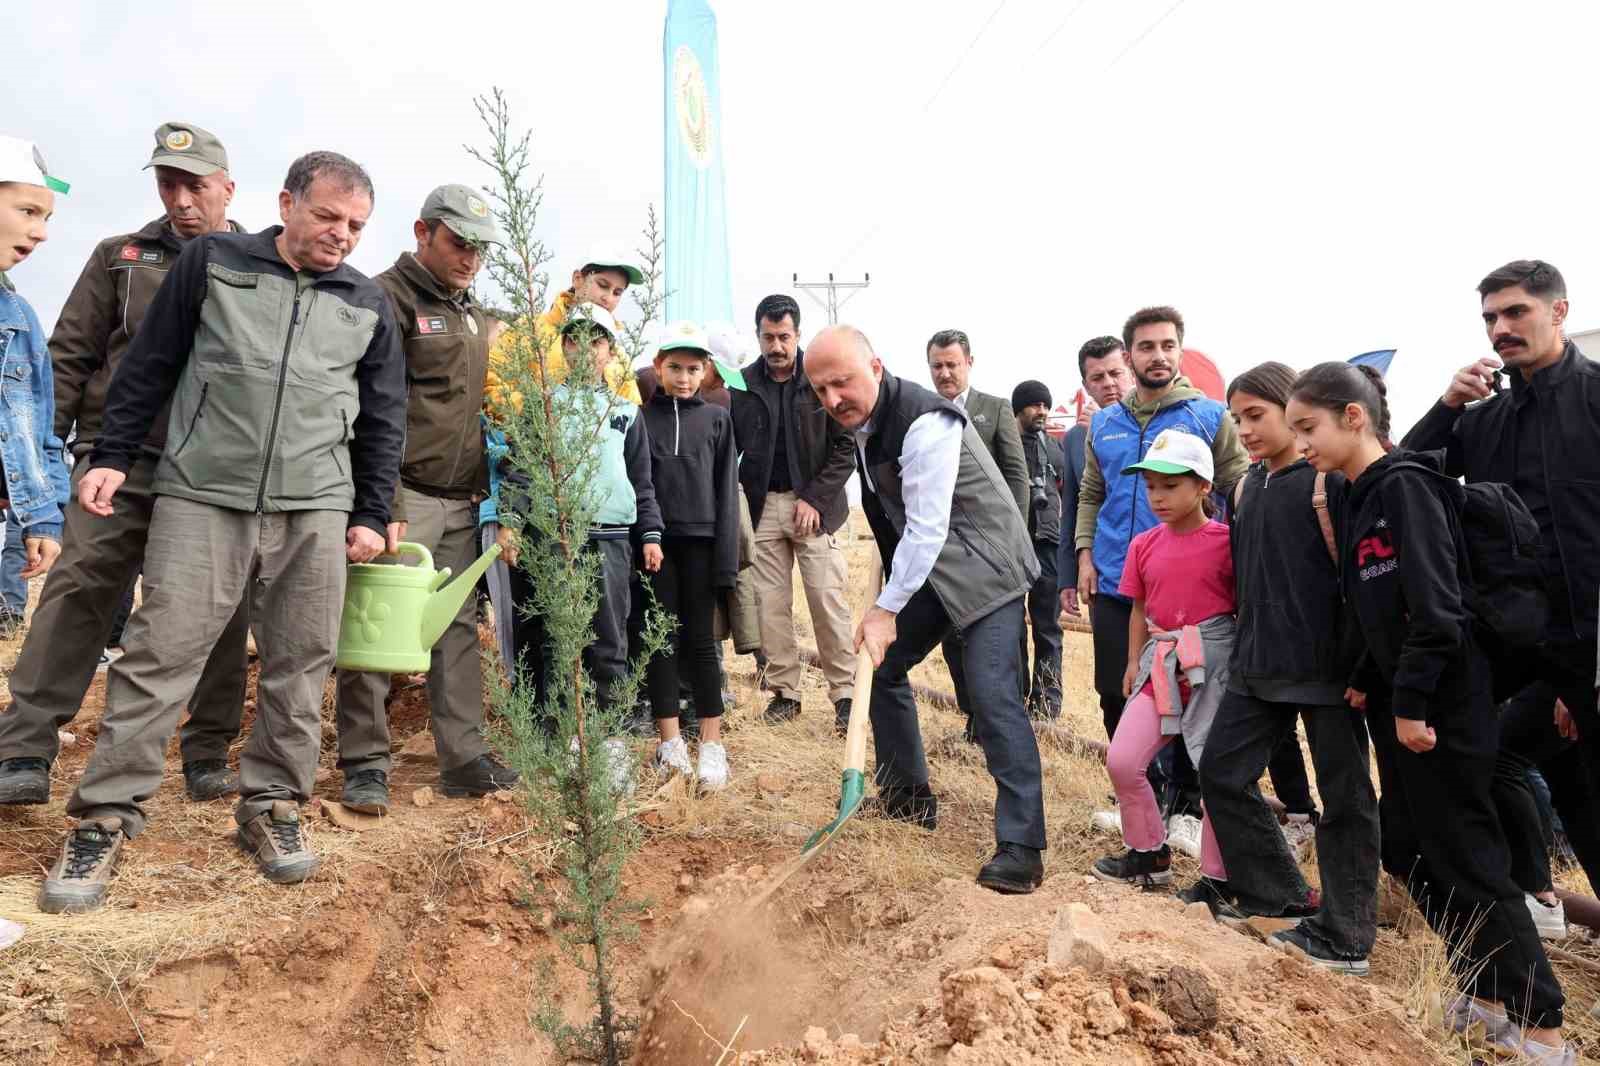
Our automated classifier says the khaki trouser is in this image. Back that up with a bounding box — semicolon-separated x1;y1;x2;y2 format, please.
335;487;486;775
68;498;346;836
0;458;248;766
750;491;854;702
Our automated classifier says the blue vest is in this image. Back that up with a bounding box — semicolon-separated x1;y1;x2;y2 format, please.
1089;397;1225;597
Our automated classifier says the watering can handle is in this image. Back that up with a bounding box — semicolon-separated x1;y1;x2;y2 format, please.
378;541;435;571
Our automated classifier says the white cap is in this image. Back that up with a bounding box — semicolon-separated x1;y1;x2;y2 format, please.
562;301;620;339
577;242;645;286
657;320;712;356
1121;427;1214;482
0;136;69;193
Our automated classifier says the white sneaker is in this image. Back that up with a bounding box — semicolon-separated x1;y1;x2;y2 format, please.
95;648;124;674
652;736;693;778
1166;813;1203;859
696;742;729;792
1090;809;1123;834
1280;813;1317;860
1526;893;1567;940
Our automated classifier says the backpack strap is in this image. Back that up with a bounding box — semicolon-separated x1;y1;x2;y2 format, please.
1311;470;1336;562
1232;476;1246;512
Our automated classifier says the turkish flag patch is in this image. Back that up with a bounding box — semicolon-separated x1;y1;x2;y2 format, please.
416;315;448;334
119;245;141;261
119;245;162;264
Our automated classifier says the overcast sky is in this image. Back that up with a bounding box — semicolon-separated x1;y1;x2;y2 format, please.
10;0;1599;436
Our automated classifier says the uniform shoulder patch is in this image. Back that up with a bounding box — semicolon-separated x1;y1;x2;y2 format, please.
416;315;449;335
118;244;163;265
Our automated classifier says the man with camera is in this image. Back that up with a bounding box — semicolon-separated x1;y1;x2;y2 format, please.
1012;380;1065;719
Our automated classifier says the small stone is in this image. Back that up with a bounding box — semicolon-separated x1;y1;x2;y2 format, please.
411;786;436;808
1046;902;1109;973
989;944;1016;969
1023;989;1043;1003
56;730;76;748
1082;989;1127;1036
677;873;694;892
321;800;383;832
1158;965;1219;1034
1184;901;1214;923
397;731;438;763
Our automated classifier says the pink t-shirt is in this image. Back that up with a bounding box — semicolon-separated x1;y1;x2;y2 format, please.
1118;520;1236;631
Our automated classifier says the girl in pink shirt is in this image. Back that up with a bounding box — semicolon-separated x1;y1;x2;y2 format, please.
1091;429;1236;890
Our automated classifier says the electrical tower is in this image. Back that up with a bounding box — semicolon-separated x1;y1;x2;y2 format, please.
793;272;870;325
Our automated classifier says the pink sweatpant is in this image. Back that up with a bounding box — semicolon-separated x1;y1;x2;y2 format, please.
1106;686;1227;880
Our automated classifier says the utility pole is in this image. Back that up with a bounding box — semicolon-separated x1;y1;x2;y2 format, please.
793;272;870;325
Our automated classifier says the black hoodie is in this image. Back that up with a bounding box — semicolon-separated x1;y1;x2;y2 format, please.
1228;459;1354;706
1339;448;1471;719
642;389;740;589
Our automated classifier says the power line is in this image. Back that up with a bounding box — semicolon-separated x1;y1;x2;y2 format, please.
793;272;871;326
1106;0;1188;68
921;0;1010;113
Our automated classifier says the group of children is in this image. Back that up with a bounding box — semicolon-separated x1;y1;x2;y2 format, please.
1089;359;1572;1062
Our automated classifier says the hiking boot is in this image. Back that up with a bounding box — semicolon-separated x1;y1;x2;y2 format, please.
440;753;521;798
1091;845;1172;888
653;736;693;777
237;801;320;884
696;741;729;792
183;759;238;802
1526;893;1568;940
39;817;126;913
1270;926;1370;977
1177;877;1247;920
1165;813;1203;858
340;768;390;814
832;698;852;738
976;842;1044;895
876;784;938;830
0;756;50;805
762;695;801;723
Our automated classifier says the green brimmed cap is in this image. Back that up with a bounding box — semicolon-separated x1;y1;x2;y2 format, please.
1121;427;1214;481
0;136;69;194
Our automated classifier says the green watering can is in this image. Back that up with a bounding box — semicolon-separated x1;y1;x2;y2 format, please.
336;541;503;672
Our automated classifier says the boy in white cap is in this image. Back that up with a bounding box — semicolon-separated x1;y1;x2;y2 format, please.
0;136;70;585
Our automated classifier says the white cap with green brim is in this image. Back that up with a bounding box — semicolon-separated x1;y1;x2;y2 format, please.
0;136;69;194
578;241;645;286
1121;427;1214;482
657;320;712;358
562;301;620;339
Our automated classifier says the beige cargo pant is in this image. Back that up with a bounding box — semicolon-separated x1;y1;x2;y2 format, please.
335;488;486;775
750;491;854;703
68;497;346;836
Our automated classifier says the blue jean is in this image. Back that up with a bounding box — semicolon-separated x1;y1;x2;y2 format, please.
0;511;27;617
872;587;1046;849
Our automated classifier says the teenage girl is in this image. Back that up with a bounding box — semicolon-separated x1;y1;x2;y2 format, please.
1196;361;1380;973
1288;361;1570;1063
1091;428;1234;890
640;324;740;790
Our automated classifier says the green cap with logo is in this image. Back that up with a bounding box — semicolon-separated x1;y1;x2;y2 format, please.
421;184;504;246
143;122;229;176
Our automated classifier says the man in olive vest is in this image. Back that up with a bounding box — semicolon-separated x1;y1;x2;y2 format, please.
334;185;518;814
0;122;250;808
807;325;1047;894
38;151;406;913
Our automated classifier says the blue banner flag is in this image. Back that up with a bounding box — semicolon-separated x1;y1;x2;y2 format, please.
1348;349;1397;376
663;0;733;326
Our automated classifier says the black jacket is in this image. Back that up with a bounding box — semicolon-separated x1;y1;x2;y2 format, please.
1228;460;1354;706
1021;426;1064;543
1340;449;1472;719
1403;340;1600;641
1056;423;1088;587
728;351;855;533
642;391;740;589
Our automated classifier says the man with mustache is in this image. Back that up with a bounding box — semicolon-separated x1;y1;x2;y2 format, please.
1405;259;1600;897
0;123;251;808
1072;306;1248;851
38;151;406;911
1058;336;1133;618
1011;379;1066;719
807;325;1046;894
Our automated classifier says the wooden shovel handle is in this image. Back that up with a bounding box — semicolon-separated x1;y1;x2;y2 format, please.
841;554;884;775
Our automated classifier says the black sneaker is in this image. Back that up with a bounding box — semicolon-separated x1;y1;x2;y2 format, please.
762;695;801;723
1270;925;1370;977
341;768;390;814
440;753;521;798
833;697;853;738
977;842;1044;894
183;759;238;802
1177;877;1246;920
875;784;938;830
1091;845;1172;888
0;756;50;805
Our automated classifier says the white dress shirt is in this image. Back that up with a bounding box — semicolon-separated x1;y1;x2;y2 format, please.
855;408;964;613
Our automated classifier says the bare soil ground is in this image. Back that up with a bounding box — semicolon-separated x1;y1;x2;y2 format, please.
2;514;1597;1064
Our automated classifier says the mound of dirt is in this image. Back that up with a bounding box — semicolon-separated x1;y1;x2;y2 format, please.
635;870;1445;1066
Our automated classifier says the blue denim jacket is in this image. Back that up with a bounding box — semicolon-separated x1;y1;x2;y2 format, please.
0;278;69;540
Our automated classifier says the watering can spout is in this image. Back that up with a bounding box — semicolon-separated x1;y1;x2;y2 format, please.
420;543;503;649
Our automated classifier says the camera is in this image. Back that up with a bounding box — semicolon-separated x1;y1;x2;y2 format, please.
1030;474;1050;513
